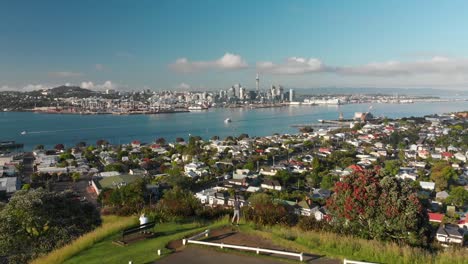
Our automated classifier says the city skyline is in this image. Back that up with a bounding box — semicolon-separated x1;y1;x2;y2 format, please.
2;0;468;91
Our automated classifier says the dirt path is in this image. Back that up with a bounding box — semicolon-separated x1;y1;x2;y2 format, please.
164;226;340;264
157;247;286;264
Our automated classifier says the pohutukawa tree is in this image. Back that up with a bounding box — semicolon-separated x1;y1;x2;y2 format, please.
326;169;430;246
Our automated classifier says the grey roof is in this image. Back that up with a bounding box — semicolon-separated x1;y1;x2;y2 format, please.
437;224;464;238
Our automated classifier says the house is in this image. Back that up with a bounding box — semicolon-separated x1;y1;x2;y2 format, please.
435;191;449;201
297;200;318;216
195;188;217;204
454;152;467;162
441;152;453;161
131;140;141;148
436;224;465;245
428;213;444;223
261;179;283;191
99;171;121;177
184;162;207;177
208;192;227;206
419;181;435;191
0;177;20;196
311;188;332;199
396;172;418;181
233;169;251;180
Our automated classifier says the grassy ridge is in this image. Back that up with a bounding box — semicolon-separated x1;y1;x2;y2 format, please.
240;224;468;264
31;215;137;264
63;218;228;264
32;216;467;264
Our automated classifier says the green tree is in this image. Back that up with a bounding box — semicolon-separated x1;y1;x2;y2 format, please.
320;175;335;190
104;163;125;173
446;186;468;208
155;187;201;218
0;189;101;263
430;161;458;191
71;172;81;182
243;161;255;171
382;160;401;176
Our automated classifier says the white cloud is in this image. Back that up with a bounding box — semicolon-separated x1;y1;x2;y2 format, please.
49;71;83;78
0;84;51;92
257;57;326;75
337;56;468;76
258;56;468;77
80;80;116;91
170;53;248;72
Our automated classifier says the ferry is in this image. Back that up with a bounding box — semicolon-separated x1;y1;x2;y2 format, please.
224;118;231;123
21;131;27;135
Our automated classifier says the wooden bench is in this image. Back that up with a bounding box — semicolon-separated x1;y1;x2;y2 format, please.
113;221;156;246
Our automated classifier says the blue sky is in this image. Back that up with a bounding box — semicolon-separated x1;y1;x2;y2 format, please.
1;0;468;91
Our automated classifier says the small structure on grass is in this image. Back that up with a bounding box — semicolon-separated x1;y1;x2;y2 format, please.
113;214;156;246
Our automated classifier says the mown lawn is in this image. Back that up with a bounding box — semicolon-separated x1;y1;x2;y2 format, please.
62;219;227;264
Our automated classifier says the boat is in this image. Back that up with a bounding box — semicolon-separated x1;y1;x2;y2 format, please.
21;131;27;135
224;118;231;123
188;105;208;111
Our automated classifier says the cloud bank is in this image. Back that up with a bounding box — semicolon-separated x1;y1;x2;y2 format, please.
170;53;248;72
257;57;327;75
257;56;468;77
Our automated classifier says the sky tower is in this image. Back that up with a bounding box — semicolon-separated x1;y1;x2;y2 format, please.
256;73;259;92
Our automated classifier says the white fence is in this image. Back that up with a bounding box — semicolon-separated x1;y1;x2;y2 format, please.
183;229;304;262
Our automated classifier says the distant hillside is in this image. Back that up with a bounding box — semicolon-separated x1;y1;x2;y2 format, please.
46;85;98;98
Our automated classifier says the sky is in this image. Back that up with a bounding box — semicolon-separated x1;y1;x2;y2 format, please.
1;0;468;91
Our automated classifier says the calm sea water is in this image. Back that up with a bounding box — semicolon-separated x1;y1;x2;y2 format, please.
1;101;467;150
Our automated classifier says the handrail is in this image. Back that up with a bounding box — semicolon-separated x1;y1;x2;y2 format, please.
183;237;304;261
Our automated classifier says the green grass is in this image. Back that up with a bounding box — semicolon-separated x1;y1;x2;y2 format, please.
33;216;467;264
32;215;137;264
238;224;468;264
60;217;228;264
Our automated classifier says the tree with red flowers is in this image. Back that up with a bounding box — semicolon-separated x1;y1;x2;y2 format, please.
327;170;429;246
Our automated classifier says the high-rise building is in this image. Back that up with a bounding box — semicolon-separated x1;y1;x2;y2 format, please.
256;73;259;92
278;85;284;99
239;87;246;99
228;86;235;98
289;89;295;102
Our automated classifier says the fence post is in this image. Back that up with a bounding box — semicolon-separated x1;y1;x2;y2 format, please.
220;243;224;249
158;249;161;256
205;229;209;237
182;239;187;245
256;247;260;254
300;252;303;262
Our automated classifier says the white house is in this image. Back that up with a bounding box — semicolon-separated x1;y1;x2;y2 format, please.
184;162;207;177
419;181;435;191
261;179;283;191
